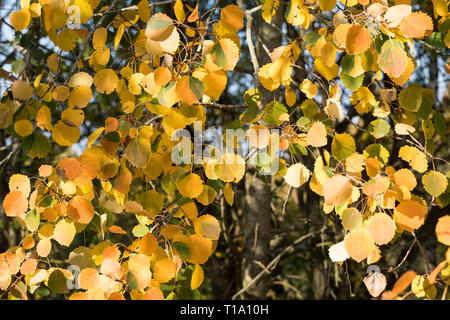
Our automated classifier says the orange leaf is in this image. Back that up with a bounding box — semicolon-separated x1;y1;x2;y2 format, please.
345;24;372;55
344;228;375;263
3;190;28;217
366;212;396;245
393;200;426;232
436;215;450;246
399;12;433;38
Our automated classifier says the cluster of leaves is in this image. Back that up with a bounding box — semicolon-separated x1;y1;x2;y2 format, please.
0;0;449;300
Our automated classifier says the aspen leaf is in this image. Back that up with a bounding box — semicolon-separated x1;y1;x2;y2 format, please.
54;219;76;247
100;258;123;280
346;25;372;55
79;268;100;290
328;241;350;262
384;4;412;28
262;0;279;23
307;121;327;147
12;80;33;100
146;13;174;41
68;86;92;108
187;3;199;22
320;0;337;12
399;146;428;173
393;168;417;191
300;79;318;99
69;72;93;88
284;163;311;188
176;173;204;198
196;185;216;206
367;212;396;245
362;177;390;197
220;4;243;31
52;120;81;146
223;183;234;206
93;27;107;49
153;258;176;283
175;76;204;105
399;12;433;39
20;258;37;275
9;174;31;197
369;119;390;139
331;133;356;161
435;215;450;246
388;270;416;298
378;47;408;78
191;264;204;290
214;153;246;183
421;170;447;198
323;175;353;206
194;215;220;241
10;8;30;31
363;271;387;298
399;83;422;112
174;0;185;23
344;228;375;263
125;138;151;168
341;207;362;231
3;190;28;217
108;225;127;235
187;234;212;264
14;119;33;137
94;69;119;94
393;200;426;232
37;238;51;257
68;196;94;224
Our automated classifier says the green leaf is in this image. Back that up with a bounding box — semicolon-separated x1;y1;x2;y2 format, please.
363;143;390;165
434;111;445;136
369;119;390;139
47;270;69;294
243;88;262;108
25;209;40;232
332;133;356;161
340;71;364;91
132;224;149;237
399;83;422;112
173;241;189;260
127;272;139;290
300;99;319;119
263;101;287;126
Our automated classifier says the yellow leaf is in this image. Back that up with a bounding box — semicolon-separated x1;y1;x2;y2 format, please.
153;258;176;283
174;0;185;23
94;69;119;94
283;163;311;188
223;183;235;206
214;153;246;183
14;119;33;137
10;8;30;31
52;120;81;146
344;228;375;263
54;219;76;247
191;264;204;290
176;173;204;198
